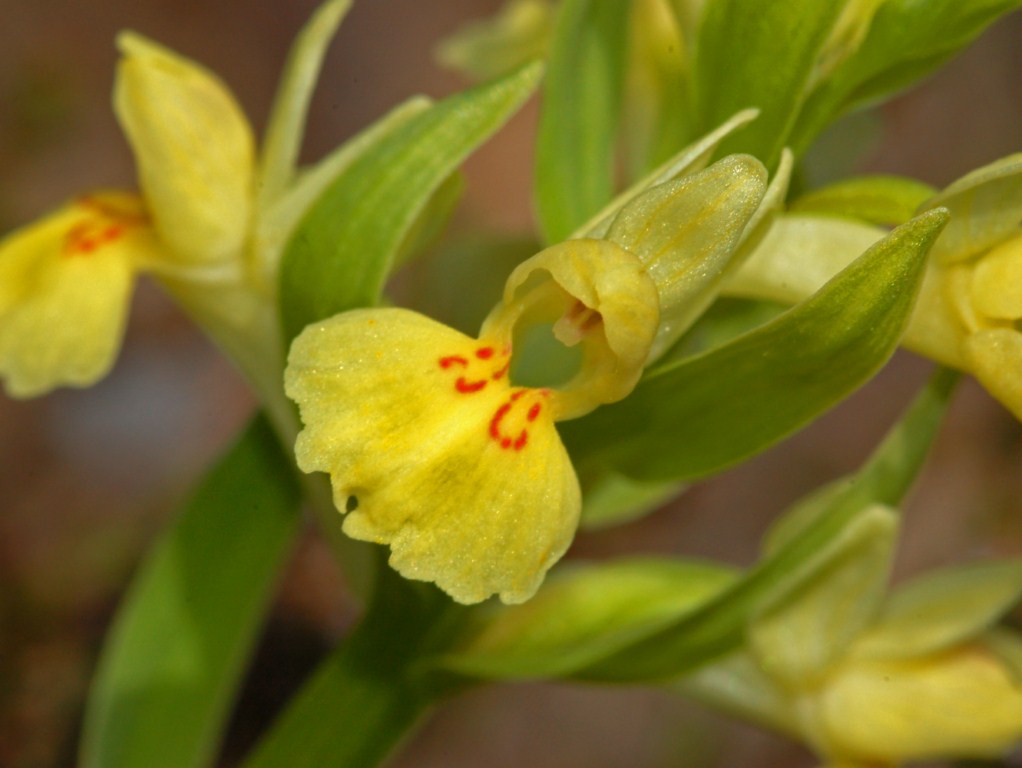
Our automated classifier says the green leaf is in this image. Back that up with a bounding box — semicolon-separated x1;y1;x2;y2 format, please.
435;559;737;680
659;297;787;364
574;367;957;682
80;415;301;768
855;559;1022;660
534;0;630;243
562;209;949;483
279;62;541;341
579;471;685;530
791;175;937;226
243;563;460;768
621;0;693;178
791;0;1022;156
693;0;844;168
256;0;352;211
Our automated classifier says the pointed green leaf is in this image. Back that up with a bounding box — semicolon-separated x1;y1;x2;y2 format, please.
791;0;1022;156
571;349;957;682
256;0;352;211
534;0;630;243
579;471;685;530
279;62;541;341
855;559;1022;660
80;415;301;768
436;559;737;680
764;366;959;556
563;209;949;483
693;0;844;168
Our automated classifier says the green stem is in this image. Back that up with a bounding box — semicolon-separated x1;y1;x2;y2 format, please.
243;567;464;768
157;272;374;597
242;633;429;768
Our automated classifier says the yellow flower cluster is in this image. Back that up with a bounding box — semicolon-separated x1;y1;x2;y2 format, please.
682;507;1022;766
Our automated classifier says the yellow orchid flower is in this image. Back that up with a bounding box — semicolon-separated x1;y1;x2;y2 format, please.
907;155;1022;420
0;32;253;398
285;153;773;604
286;239;658;605
730;154;1022;421
0;1;358;402
681;507;1022;767
0;192;161;397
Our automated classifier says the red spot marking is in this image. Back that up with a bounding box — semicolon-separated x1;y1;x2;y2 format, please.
64;215;132;257
475;347;494;359
439;355;468;369
490;402;512;439
491;361;510;381
456;377;487;393
489;389;535;451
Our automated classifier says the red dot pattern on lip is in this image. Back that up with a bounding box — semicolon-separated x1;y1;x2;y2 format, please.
437;345;547;451
63;196;148;258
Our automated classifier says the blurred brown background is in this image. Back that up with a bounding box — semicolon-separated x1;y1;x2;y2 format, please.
2;1;1022;766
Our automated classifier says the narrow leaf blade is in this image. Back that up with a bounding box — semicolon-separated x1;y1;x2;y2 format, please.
80;415;302;768
280;62;541;341
534;0;630;243
693;0;844;167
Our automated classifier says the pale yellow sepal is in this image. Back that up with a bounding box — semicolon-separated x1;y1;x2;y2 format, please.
964;329;1022;421
971;233;1022;320
285;308;581;605
0;192;162;397
487;238;659;420
923;153;1022;264
115;32;254;269
818;641;1022;763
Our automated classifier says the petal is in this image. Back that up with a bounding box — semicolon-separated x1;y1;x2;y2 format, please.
819;645;1022;763
901;261;970;368
115;33;254;268
964;328;1022;420
971;232;1022;321
285;308;581;604
922;153;1022;264
488;238;660;420
0;193;160;397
